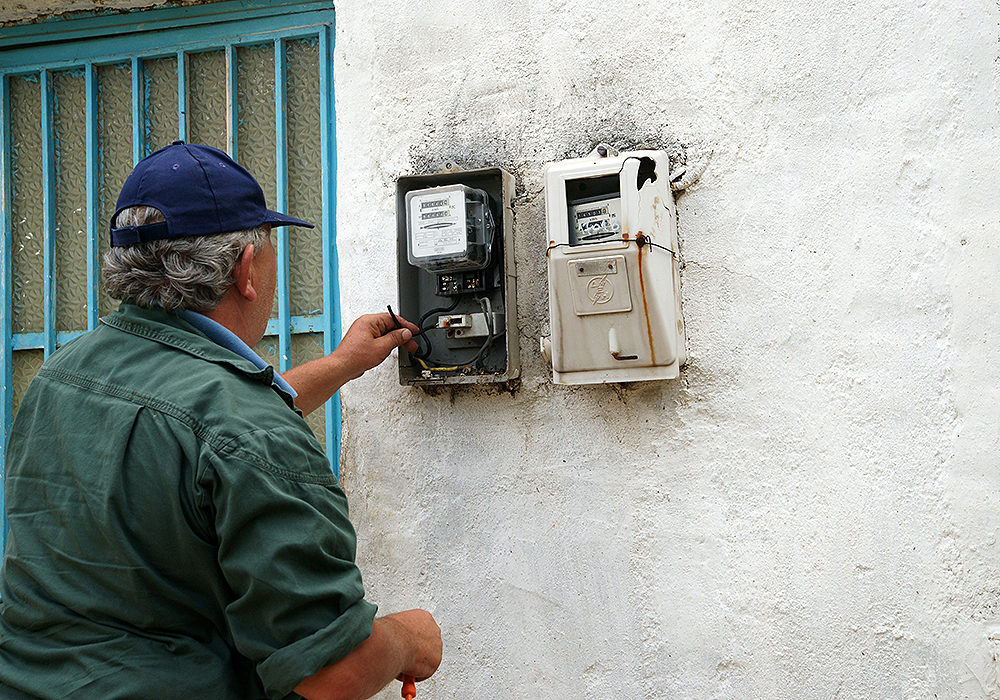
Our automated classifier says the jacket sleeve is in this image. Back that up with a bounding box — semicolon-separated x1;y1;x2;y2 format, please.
199;423;378;699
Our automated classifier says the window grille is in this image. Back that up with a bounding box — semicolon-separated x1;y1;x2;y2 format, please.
0;1;342;544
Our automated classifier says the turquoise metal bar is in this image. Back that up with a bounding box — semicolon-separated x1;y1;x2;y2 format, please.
131;57;143;164
12;329;88;350
1;75;14;541
177;50;187;141
267;313;323;338
226;44;238;158
41;70;57;357
12;314;325;352
273;38;291;375
1;17;330;75
318;24;341;473
85;63;99;330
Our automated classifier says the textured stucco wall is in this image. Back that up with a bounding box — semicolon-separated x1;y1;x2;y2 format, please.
332;1;1000;698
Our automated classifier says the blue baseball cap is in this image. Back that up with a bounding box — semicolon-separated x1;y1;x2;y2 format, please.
110;141;313;246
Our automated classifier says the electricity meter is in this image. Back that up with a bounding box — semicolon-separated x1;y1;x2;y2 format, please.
396;168;519;387
406;185;494;273
541;145;686;384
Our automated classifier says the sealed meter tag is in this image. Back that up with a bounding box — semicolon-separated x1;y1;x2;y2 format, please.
409;189;467;258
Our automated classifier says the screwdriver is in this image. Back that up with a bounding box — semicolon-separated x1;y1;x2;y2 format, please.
401;675;416;700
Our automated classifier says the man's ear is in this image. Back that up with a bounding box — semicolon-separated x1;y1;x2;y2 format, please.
233;243;258;302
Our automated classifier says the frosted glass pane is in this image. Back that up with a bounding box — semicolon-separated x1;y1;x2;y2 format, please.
290;332;326;444
97;63;133;317
253;334;279;371
12;349;44;418
188;50;227;150
236;44;277;318
11;75;44;334
53;69;89;333
286;39;324;317
145;56;178;153
236;44;275;204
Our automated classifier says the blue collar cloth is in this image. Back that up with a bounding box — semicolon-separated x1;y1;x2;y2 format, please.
177;310;298;399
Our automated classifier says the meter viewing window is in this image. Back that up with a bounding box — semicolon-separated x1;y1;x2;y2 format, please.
565;173;622;245
405;185;494;272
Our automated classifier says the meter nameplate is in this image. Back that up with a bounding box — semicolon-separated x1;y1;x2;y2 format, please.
575;259;618;276
409;189;467;259
567;256;632;316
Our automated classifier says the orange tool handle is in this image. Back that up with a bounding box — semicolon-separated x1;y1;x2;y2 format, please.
401;675;416;700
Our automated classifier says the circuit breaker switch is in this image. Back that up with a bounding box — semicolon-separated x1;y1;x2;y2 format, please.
436;312;504;339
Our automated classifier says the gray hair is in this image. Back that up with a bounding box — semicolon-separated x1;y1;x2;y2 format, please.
103;206;269;312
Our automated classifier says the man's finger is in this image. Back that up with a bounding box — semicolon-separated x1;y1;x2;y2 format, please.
375;327;412;354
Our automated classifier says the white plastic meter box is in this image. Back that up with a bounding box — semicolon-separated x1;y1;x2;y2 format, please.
397;168;519;386
541;146;686;384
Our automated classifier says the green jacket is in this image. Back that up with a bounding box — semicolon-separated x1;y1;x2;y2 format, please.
0;304;377;699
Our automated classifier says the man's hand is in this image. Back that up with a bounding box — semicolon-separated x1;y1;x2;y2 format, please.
282;312;420;416
335;313;420;382
383;609;443;682
294;609;442;700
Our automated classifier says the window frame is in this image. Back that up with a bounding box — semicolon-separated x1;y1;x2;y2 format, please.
0;0;343;535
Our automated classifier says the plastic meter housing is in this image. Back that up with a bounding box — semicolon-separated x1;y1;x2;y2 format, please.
543;148;686;384
406;184;494;272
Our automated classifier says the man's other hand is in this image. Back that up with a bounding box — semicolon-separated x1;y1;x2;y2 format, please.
384;609;443;682
294;609;442;700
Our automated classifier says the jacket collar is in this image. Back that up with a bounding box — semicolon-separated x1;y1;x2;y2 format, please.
100;303;298;411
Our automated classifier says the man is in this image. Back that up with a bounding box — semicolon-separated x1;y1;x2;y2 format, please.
0;142;441;699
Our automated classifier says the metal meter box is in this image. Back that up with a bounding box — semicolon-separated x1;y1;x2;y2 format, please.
542;147;686;384
397;167;519;387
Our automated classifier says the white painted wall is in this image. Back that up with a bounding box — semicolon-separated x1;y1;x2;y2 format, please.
333;1;1000;698
5;0;999;697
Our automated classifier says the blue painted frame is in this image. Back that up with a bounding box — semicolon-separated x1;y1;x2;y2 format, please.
0;1;343;544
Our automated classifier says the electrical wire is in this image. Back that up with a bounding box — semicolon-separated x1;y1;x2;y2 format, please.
414;296;496;373
411;297;460;360
546;235;678;258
